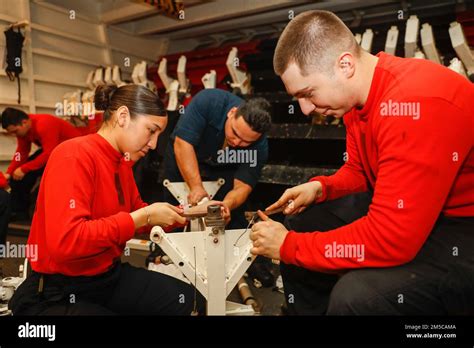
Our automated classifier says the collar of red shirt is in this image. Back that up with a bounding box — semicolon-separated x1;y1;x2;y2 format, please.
353;51;387;122
93;133;127;164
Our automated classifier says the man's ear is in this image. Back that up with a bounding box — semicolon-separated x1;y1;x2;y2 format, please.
116;106;130;127
227;107;238;119
337;52;355;79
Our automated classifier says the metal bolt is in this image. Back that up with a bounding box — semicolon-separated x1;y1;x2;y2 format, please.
208;204;221;216
213;238;219;244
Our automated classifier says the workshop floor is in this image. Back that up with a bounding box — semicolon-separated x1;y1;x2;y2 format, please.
1;230;285;316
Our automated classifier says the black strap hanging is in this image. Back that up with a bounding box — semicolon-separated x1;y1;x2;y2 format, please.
4;27;25;104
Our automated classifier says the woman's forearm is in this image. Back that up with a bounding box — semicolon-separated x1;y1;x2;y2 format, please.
130;207;148;229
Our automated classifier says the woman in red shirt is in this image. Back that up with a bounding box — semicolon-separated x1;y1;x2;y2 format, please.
9;84;205;315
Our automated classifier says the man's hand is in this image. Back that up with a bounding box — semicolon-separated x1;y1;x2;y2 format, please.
12;168;25;181
187;185;209;205
4;173;11;181
266;181;322;215
221;201;231;225
220;178;252;225
249;210;288;260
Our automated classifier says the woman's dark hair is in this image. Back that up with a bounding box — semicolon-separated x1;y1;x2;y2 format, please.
94;84;166;122
1;107;29;129
237;97;272;134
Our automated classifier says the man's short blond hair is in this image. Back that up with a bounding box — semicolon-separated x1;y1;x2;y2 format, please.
273;10;360;76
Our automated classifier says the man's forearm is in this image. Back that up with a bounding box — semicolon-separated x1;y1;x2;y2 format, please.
223;185;250;211
7;158;23;175
174;137;203;189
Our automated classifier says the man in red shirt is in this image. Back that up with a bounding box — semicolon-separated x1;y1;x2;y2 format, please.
250;10;474;315
1;108;81;221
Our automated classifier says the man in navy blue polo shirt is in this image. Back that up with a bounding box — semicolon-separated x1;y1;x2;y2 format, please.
164;88;271;230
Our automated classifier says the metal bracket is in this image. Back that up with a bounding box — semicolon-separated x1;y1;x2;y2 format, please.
163;178;225;206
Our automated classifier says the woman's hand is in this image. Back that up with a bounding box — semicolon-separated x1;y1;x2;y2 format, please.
131;203;186;229
147;203;186;227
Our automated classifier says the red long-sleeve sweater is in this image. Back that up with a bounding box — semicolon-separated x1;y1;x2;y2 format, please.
280;52;474;272
0;172;7;189
27;133;148;276
7;114;81;175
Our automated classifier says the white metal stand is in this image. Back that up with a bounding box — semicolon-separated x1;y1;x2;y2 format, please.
149;179;256;315
149;204;256;315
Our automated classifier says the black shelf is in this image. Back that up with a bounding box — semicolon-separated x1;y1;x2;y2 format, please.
259;164;338;186
268;124;346;140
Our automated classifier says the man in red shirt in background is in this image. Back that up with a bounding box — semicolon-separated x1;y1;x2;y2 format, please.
0;108;81;222
250;10;474;315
